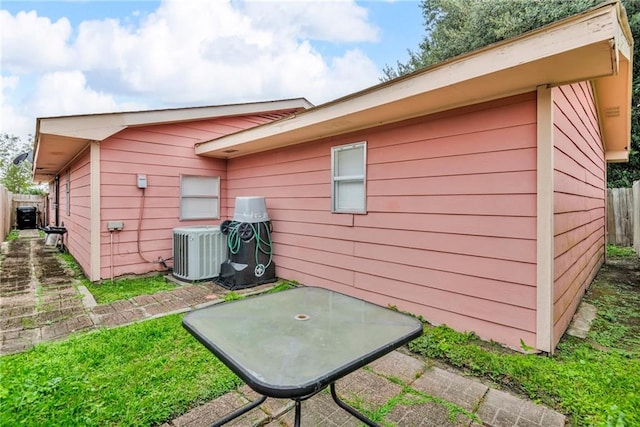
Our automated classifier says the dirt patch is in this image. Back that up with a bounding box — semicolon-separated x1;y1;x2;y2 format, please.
0;239;33;296
583;256;640;352
0;236;93;355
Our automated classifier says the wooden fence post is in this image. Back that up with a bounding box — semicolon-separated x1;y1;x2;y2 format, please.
0;186;11;241
634;181;639;256
607;188;634;247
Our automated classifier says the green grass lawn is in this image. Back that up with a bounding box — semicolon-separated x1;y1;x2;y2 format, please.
0;314;241;427
56;252;177;304
3;240;636;426
85;274;178;305
409;251;640;426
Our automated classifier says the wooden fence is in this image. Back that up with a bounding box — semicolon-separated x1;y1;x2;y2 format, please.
0;186;11;242
0;189;47;241
634;181;639;255
607;186;636;248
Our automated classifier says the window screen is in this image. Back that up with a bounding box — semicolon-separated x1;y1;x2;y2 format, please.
180;175;220;220
331;142;366;213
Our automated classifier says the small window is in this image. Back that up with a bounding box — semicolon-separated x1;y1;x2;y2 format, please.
331;142;366;213
180;175;220;220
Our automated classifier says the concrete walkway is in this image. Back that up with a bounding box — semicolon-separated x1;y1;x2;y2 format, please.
0;231;566;427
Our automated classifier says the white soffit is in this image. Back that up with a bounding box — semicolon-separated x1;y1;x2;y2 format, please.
32;98;312;181
196;1;632;160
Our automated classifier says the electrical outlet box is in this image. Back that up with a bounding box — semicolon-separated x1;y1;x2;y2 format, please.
107;221;124;231
137;174;147;189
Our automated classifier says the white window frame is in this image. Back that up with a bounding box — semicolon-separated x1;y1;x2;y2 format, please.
331;141;367;213
179;175;220;220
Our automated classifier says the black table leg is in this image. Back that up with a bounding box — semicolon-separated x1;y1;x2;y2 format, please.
209;395;266;427
330;383;379;427
294;400;302;427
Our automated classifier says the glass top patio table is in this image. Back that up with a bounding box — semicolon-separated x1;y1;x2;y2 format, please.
182;286;423;400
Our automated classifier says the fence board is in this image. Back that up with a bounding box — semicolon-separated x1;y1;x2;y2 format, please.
634;181;639;255
0;186;11;241
607;188;634;247
11;194;46;230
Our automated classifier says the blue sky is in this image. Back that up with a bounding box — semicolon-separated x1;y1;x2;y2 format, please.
1;1;425;141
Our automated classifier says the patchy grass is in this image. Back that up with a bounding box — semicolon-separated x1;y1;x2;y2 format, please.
266;281;297;293
606;244;637;258
222;291;245;302
56;252;89;284
5;229;19;242
86;275;178;305
55;253;177;304
0;314;241;427
409;256;640;426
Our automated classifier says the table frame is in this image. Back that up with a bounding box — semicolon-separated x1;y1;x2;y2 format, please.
182;287;423;426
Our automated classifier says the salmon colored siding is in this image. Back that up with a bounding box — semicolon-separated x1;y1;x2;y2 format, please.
552;83;606;346
45;150;92;278
54;112;294;280
227;94;538;349
97;116;284;278
67;152;92;276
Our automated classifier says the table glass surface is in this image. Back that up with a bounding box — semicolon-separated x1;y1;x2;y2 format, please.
182;287;422;396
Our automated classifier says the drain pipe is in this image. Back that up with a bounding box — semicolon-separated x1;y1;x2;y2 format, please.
109;230;114;281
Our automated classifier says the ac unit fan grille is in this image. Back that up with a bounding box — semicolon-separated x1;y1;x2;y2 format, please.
172;226;227;282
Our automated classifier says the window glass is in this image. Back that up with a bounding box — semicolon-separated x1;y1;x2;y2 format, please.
336;145;364;176
180;175;220;220
332;142;366;213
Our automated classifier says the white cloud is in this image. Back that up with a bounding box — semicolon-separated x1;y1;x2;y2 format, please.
1;75;32;140
28;71;123;116
241;0;379;43
0;10;74;73
0;0;383;141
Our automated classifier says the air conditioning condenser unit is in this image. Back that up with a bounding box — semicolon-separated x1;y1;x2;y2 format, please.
173;225;227;282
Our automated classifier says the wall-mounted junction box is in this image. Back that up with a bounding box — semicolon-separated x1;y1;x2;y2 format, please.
137;174;147;189
107;221;124;231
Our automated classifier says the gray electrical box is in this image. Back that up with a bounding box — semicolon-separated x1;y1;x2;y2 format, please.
137;174;147;189
107;221;124;231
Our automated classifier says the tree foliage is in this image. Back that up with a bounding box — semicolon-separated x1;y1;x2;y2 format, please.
0;133;42;194
383;0;639;187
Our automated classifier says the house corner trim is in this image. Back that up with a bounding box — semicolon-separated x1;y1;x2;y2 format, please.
536;85;555;353
90;141;101;281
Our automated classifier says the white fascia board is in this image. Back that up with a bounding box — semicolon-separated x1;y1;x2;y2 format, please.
37;98;312;141
196;3;623;157
605;150;630;162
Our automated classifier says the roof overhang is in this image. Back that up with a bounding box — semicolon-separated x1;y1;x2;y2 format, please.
32;98;313;181
196;1;633;162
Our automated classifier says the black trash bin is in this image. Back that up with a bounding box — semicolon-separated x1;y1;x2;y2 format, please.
16;206;37;230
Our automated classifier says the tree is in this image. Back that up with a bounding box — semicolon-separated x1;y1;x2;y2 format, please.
383;0;639;187
0;133;43;194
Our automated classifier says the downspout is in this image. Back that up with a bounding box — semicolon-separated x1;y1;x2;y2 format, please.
54;175;60;226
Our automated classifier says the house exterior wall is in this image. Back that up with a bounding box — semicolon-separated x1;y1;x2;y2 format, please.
227;93;538;349
41;112;293;281
97;114;286;279
552;82;606;346
43;149;93;277
60;150;92;276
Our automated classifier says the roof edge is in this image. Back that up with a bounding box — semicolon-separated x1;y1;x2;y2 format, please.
195;1;632;159
36;97;313;141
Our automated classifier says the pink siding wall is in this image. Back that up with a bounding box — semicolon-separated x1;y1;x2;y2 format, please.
46;150;93;278
97;114;284;279
227;94;538;349
63;151;92;277
552;83;606;346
